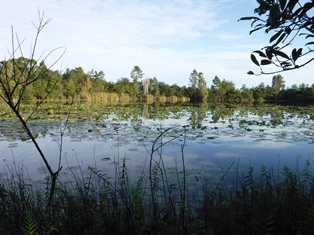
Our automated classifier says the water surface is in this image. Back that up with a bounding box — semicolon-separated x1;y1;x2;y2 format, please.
1;103;314;183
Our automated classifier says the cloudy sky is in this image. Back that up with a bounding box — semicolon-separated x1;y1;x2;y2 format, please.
0;0;312;88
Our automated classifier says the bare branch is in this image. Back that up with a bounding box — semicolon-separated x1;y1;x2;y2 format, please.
0;9;67;219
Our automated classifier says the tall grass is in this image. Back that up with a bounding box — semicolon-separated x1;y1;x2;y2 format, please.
1;136;314;234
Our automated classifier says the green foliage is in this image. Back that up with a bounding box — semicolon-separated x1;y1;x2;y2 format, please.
211;76;240;102
4;56;314;103
1;154;314;234
130;66;143;99
240;0;314;74
188;69;208;102
23;214;38;235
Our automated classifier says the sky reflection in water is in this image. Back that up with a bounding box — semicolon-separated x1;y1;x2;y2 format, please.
1;104;314;182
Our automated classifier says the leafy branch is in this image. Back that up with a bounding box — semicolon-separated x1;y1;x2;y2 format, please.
239;0;314;75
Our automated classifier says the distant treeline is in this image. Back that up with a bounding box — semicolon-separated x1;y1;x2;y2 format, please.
1;57;313;103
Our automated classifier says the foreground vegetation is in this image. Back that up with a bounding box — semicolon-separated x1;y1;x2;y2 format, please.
1;147;314;234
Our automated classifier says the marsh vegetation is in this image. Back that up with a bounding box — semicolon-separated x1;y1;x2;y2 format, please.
1;101;314;234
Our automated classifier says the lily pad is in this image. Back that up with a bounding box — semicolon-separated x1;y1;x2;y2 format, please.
8;143;18;148
101;157;111;161
207;136;217;140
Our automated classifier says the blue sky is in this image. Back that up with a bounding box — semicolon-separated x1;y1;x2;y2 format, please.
0;0;312;88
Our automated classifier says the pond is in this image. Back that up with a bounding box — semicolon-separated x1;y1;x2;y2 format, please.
1;102;314;184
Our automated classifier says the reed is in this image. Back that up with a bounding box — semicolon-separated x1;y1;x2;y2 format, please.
1;141;314;234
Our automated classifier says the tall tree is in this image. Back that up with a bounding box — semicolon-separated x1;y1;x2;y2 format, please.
211;76;222;92
211;76;238;101
269;74;285;99
240;84;254;101
88;70;107;93
189;69;198;97
130;66;143;98
115;77;132;94
189;69;208;102
158;81;171;96
272;74;285;92
63;77;76;98
239;0;314;75
198;72;208;101
89;69;105;80
62;67;92;98
149;77;160;96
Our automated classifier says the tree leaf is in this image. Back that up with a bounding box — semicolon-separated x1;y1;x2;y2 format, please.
249;26;264;35
270;30;283;43
292;48;297;62
253;50;267;58
273;33;286;46
280;0;287;11
253;23;263;28
292;6;304;18
247;71;254;75
285;26;291;35
299;33;314;39
251;54;260;66
280;61;293;68
266;48;273;60
238;16;261;21
305;34;314;39
251;20;260;27
287;0;299;12
300;2;314;18
305;41;314;46
273;50;290;60
261;59;272;65
292;48;302;62
303;20;313;28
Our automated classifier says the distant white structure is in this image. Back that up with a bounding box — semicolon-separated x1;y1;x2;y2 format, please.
143;74;150;96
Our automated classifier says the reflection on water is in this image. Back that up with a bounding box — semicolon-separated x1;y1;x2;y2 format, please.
1;102;314;182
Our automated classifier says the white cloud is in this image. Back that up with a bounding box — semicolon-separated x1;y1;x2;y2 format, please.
216;33;245;41
0;0;312;88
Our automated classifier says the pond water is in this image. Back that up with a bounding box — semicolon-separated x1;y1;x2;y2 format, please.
1;102;314;183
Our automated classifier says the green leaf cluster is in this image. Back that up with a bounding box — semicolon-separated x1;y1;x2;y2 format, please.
240;0;314;75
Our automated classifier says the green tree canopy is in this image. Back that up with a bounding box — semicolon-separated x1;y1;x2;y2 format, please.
188;69;208;102
130;66;143;98
88;70;107;93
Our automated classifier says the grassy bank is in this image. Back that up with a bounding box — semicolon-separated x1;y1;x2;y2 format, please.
1;156;314;235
